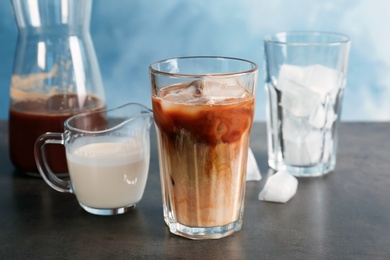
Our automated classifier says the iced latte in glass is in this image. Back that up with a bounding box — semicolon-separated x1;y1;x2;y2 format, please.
150;57;258;239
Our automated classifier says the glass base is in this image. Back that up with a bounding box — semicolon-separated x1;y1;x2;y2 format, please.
79;203;136;216
268;152;336;177
285;164;334;177
269;161;335;177
165;218;243;240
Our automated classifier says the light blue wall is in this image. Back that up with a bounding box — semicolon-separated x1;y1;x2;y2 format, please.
1;0;390;121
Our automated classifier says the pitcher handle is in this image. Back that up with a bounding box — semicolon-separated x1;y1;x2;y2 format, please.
34;132;72;193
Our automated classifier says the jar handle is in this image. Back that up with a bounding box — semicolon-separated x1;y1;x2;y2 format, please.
34;132;72;193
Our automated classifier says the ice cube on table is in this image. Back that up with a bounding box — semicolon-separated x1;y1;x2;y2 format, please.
302;64;342;100
246;147;261;181
276;64;305;91
280;79;322;117
259;170;298;203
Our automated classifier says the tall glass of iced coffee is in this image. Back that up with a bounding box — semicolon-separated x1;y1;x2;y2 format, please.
150;56;258;239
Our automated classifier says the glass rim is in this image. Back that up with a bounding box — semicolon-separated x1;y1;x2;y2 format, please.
149;56;258;78
64;102;152;134
264;31;350;46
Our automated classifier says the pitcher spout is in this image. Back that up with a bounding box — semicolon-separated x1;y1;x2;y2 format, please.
65;102;153;134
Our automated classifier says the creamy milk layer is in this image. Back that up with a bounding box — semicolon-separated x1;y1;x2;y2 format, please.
66;140;149;209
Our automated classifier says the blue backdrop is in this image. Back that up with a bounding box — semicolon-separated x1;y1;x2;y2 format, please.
1;0;389;121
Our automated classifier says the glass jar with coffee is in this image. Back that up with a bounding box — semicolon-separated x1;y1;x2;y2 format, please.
9;0;106;176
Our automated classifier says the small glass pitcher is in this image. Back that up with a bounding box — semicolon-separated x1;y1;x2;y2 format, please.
9;0;105;175
34;103;153;216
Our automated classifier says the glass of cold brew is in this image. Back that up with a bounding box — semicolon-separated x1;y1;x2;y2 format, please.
150;56;258;239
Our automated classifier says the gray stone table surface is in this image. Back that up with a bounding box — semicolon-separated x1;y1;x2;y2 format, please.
0;121;389;259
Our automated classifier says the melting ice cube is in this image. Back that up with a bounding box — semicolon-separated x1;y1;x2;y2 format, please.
282;112;312;165
179;80;203;95
284;138;312;166
315;131;334;164
308;103;337;129
305;131;333;164
276;64;305;91
280;79;322;118
302;64;342;100
284;129;327;166
285;129;334;166
259;170;298;203
163;80;203;103
305;130;325;164
282;112;310;142
322;132;334;163
283;112;326;166
163;79;249;106
202;79;247;100
163;92;196;103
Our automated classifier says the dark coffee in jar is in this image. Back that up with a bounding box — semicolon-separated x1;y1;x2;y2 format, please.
9;94;105;174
